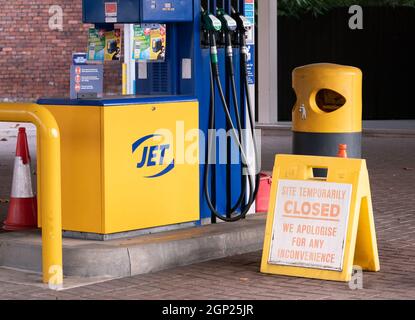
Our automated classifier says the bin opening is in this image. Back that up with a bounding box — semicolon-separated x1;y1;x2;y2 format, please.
315;89;346;113
311;167;328;180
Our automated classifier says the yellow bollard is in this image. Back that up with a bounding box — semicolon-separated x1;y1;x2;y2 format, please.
0;103;63;287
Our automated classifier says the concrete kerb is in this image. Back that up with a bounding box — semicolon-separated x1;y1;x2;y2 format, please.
0;215;267;280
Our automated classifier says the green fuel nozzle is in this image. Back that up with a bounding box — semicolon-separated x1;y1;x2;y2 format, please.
202;12;222;32
202;11;221;67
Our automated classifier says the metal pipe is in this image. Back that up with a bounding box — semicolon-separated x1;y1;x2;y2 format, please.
0;103;62;288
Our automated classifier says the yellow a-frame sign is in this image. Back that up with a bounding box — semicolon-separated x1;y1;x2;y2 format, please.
260;155;380;282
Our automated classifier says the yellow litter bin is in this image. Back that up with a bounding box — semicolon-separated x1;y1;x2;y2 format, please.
292;63;362;158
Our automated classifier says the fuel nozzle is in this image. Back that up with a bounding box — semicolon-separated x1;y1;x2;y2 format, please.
216;8;237;57
216;9;237;33
201;7;221;46
202;11;222;33
231;8;252;47
234;14;252;33
202;11;222;72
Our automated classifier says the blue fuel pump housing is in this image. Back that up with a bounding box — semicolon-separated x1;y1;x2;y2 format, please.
82;0;194;24
82;0;141;24
141;0;194;22
81;0;256;225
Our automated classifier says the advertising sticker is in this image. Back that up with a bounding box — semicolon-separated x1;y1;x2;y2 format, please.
133;24;166;62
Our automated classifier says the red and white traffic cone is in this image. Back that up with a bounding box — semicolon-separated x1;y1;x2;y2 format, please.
2;127;38;231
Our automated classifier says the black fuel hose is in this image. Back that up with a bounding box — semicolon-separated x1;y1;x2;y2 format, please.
203;31;260;222
225;32;247;211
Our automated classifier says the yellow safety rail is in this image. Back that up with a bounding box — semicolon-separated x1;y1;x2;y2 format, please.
0;103;63;287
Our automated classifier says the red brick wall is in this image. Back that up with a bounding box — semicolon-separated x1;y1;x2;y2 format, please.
0;0;122;102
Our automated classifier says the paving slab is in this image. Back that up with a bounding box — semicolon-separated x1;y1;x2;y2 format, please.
0;267;117;291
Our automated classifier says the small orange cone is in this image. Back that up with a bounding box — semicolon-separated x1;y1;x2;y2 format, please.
3;127;38;231
337;144;348;158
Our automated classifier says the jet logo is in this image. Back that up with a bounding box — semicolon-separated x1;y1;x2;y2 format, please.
132;134;175;178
